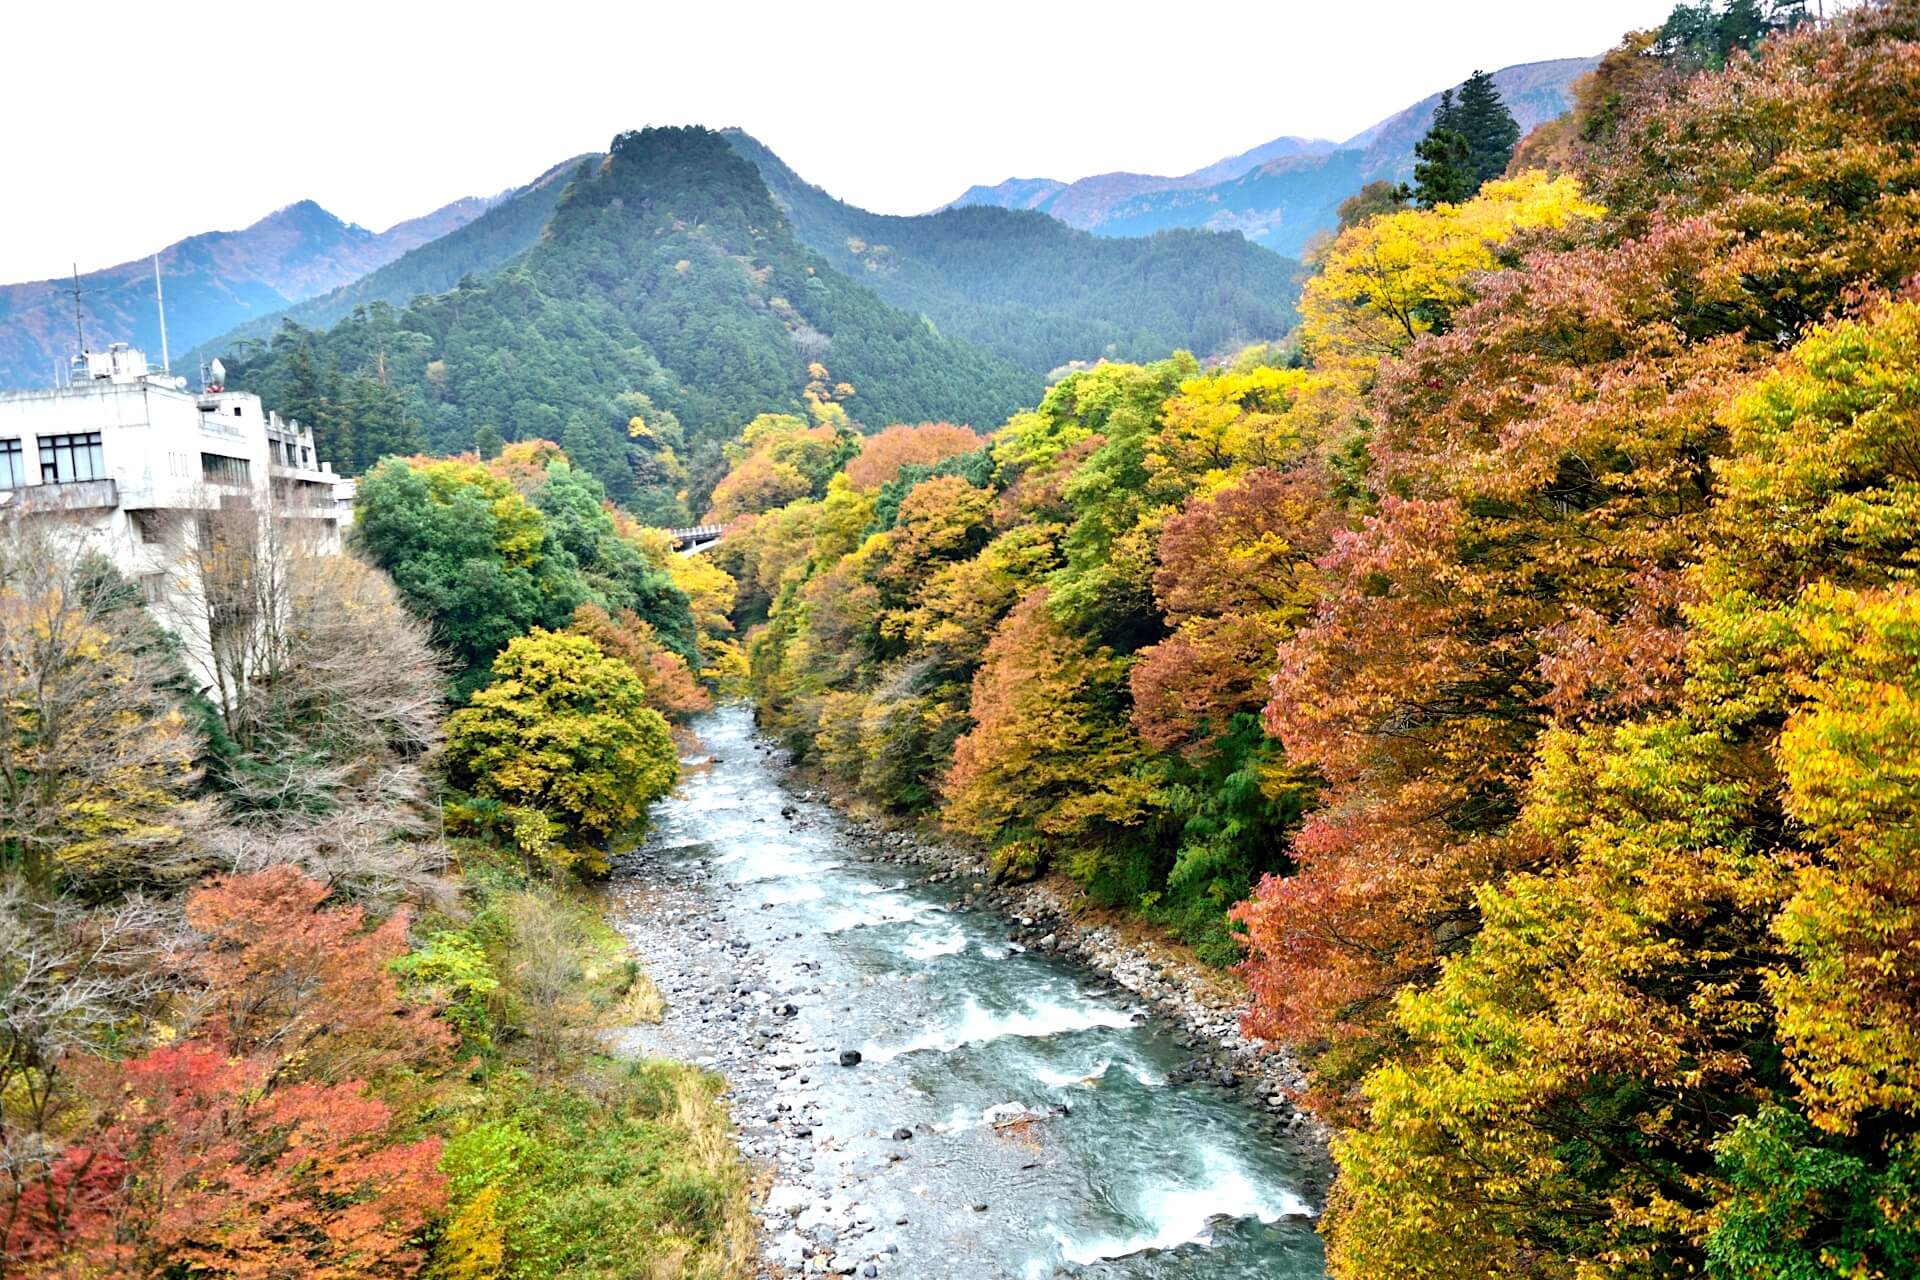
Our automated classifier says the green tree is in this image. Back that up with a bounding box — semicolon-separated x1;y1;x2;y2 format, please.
1406;90;1474;207
350;458;586;691
1451;69;1521;190
340;374;424;473
444;629;678;876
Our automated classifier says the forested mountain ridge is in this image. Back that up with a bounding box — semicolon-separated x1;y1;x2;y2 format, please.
951;56;1595;255
726;129;1303;373
0;194;494;388
184;154;600;368
221;127;1039;521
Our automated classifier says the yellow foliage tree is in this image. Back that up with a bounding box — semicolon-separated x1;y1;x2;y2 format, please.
1301;170;1601;365
445;630;677;877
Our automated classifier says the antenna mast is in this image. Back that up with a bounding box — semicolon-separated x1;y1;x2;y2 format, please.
152;254;171;373
67;262;88;355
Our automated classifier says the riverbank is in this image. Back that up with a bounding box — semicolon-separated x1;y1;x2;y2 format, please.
609;707;1330;1280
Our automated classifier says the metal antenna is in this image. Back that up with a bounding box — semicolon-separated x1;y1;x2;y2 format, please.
152;254;171;373
67;262;89;354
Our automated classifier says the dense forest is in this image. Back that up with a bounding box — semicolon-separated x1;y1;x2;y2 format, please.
215;126;1312;525
220;128;1043;523
727;130;1304;374
703;4;1920;1274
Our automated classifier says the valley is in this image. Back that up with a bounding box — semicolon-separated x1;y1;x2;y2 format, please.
613;709;1328;1279
4;4;1917;1279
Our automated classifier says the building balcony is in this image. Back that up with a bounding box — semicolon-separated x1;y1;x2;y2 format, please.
269;462;338;485
0;478;120;513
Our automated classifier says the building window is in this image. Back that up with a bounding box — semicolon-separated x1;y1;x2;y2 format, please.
39;432;105;483
301;445;312;465
0;438;23;488
138;572;166;605
201;452;252;486
130;509;167;544
232;406;243;417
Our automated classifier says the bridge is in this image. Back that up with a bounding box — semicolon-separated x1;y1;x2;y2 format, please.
666;523;728;555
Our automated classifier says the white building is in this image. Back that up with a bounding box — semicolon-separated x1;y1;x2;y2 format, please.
0;343;348;686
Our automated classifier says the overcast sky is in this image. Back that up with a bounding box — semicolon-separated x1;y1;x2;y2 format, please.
0;0;1680;283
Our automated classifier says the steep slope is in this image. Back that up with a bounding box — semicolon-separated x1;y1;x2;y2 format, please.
188;155;598;365
727;130;1302;372
220;127;1038;516
952;56;1596;255
0;195;494;387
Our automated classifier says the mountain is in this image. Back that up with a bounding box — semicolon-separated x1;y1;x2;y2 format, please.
0;195;496;388
951;56;1597;256
185;155;601;367
219;127;1041;518
725;130;1302;374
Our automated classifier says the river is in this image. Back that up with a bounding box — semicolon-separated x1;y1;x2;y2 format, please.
609;705;1328;1279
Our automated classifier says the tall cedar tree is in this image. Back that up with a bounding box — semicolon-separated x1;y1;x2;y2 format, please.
1406;91;1474;207
1451;69;1521;190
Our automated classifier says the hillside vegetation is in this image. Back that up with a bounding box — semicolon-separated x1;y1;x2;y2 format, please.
220;128;1041;523
711;5;1920;1274
0;439;754;1278
728;129;1302;374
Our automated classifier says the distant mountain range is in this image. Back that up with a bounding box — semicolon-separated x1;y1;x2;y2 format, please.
0;48;1605;521
725;130;1302;374
181;156;600;369
207;124;1314;523
949;57;1597;256
0;196;498;388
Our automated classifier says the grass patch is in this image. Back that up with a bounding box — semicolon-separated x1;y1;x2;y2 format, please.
435;1060;754;1280
403;840;752;1279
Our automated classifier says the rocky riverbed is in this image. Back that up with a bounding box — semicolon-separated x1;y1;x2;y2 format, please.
608;706;1329;1280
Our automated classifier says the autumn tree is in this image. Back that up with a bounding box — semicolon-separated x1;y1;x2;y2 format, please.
1300;171;1600;364
1242;4;1920;1110
44;1046;447;1279
1307;219;1920;1280
843;423;985;491
569;602;709;718
445;629;678;875
1130;467;1334;758
943;591;1160;883
6;868;450;1275
0;522;203;893
186;866;452;1082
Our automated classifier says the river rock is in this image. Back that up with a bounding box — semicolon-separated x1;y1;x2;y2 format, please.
838;1048;862;1067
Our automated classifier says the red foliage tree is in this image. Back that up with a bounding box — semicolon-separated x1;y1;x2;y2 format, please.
1130;467;1335;757
186;867;451;1084
43;1046;444;1278
569;602;711;718
1238;0;1920;1108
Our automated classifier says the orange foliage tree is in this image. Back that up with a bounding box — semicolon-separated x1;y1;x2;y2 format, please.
842;423;984;491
